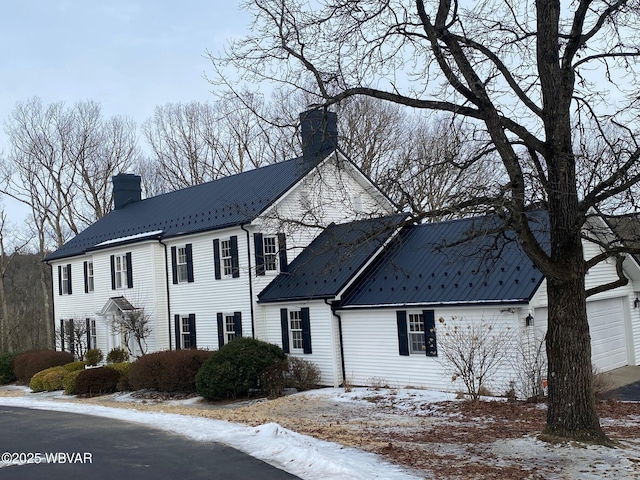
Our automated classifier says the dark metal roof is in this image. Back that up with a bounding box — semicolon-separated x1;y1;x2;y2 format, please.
340;213;548;307
45;157;316;261
258;214;408;303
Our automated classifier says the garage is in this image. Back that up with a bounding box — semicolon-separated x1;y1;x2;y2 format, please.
588;297;628;372
536;297;629;372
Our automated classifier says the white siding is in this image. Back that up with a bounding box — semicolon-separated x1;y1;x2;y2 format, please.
261;301;342;387
52;241;168;357
165;227;253;350
339;306;520;395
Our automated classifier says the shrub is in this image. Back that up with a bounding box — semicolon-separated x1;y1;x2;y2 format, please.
63;361;87;372
106;347;128;364
106;362;133;391
85;349;104;366
13;350;75;384
75;367;120;396
259;361;287;397
196;338;286;400
128;350;213;393
29;366;67;392
63;370;83;395
285;357;321;391
0;352;17;384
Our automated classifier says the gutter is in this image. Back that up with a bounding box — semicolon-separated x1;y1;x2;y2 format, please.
326;299;346;388
241;224;256;338
157;238;173;350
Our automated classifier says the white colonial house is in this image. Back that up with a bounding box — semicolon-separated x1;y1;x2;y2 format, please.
47;109;640;396
45;110;394;358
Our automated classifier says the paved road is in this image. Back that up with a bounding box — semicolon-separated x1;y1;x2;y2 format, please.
0;406;300;480
608;380;640;401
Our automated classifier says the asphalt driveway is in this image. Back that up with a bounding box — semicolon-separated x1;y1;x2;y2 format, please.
0;406;299;480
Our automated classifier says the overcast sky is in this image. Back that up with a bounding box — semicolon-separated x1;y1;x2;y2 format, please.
0;0;251;223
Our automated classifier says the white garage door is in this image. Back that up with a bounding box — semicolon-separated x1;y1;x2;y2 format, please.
536;297;628;372
588;297;628;372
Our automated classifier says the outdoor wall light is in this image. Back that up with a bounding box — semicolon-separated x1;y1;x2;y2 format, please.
635;297;640;308
525;313;534;326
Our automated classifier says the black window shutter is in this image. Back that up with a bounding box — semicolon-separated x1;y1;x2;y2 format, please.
230;236;240;278
301;307;312;354
233;311;242;338
171;247;178;284
280;308;290;354
67;319;74;356
278;233;288;273
58;265;63;296
110;255;116;290
188;314;197;349
217;312;224;348
254;233;265;276
126;252;133;288
86;318;91;349
423;310;437;357
213;240;221;280
397;311;409;356
186;244;194;283
60;319;65;350
84;261;89;293
66;264;72;295
174;314;181;350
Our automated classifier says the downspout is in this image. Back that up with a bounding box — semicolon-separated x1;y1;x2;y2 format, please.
241;224;256;338
327;299;346;387
158;238;173;350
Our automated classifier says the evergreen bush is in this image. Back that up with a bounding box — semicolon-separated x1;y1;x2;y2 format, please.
84;349;104;366
106;347;128;364
196;338;285;400
29;366;67;392
0;352;16;384
63;370;83;395
63;361;87;372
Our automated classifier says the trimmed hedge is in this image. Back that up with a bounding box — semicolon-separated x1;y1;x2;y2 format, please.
29;366;67;392
0;352;17;384
75;367;120;396
63;361;88;372
106;362;133;392
13;350;75;384
128;350;213;393
63;370;83;395
196;338;285;400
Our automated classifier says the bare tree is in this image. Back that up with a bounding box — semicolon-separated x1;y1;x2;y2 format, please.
108;309;152;358
1;97;139;247
437;316;516;401
213;0;640;443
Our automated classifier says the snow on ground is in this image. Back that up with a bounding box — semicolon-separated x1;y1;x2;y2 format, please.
0;390;420;480
1;386;640;479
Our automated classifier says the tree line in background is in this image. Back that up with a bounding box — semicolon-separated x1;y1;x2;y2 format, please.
0;92;488;353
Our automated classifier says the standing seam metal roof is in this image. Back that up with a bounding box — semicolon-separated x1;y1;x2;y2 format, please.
45;156;317;261
340;213;549;307
258;214;408;302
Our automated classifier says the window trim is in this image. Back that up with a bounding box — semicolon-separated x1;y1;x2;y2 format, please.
280;307;311;354
174;314;196;350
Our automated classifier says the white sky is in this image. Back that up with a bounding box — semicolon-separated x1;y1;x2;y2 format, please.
0;1;251;225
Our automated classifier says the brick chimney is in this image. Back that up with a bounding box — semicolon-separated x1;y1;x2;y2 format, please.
299;109;338;166
112;173;142;210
